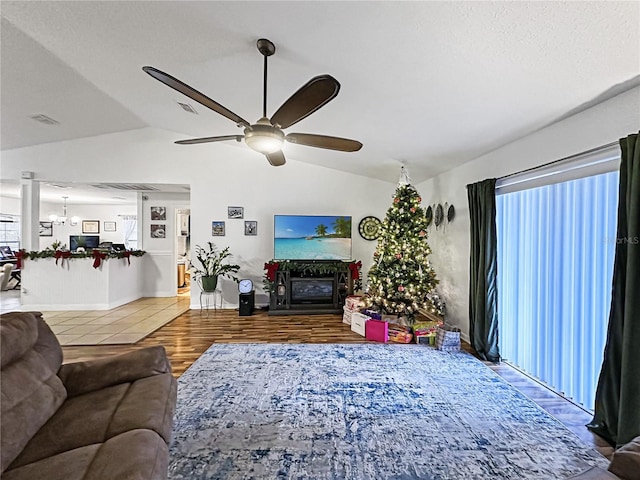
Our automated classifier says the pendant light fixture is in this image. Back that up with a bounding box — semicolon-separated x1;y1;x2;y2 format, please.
49;196;80;226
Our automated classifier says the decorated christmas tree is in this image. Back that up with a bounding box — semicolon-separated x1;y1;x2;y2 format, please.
365;168;444;322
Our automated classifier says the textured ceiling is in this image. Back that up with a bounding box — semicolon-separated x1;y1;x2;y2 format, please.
1;1;638;184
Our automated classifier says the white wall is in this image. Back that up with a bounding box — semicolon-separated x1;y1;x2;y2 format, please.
189;154;393;308
39;201;136;250
1;128;395;307
417;86;640;340
0;196;21;215
138;192;189;297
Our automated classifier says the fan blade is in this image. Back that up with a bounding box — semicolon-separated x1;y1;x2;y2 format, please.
285;133;362;152
175;135;243;145
143;66;250;128
265;150;286;167
270;75;340;129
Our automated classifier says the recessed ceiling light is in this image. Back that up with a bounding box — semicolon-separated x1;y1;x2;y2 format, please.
30;114;60;125
111;196;127;200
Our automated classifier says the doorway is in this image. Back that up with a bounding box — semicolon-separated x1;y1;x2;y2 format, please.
176;208;191;298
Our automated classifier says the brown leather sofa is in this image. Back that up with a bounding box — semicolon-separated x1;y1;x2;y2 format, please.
1;311;177;480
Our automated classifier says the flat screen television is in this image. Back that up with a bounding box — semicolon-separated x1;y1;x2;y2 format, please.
69;235;100;251
274;215;352;260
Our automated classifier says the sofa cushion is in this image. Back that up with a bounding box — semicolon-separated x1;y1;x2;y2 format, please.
57;345;172;397
0;312;66;473
609;436;640;480
9;373;176;469
108;372;177;443
2;429;169;480
0;312;39;368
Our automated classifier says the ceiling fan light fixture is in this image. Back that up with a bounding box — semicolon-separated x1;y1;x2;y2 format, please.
143;38;361;166
244;119;284;154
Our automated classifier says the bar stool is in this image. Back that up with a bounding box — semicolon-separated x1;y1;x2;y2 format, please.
10;269;21;290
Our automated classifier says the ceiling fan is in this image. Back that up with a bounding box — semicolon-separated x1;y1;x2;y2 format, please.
143;38;362;167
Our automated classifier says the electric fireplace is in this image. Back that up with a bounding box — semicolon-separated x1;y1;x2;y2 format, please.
290;279;334;304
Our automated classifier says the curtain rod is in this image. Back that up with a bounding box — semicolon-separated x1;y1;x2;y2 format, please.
498;140;619;181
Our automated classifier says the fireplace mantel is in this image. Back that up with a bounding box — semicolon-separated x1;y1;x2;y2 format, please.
268;260;353;315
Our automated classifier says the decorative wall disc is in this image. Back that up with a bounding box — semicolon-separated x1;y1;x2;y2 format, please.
434;204;444;227
447;204;456;223
425;206;433;226
358;216;382;241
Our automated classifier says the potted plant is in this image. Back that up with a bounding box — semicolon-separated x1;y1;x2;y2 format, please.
191;242;240;292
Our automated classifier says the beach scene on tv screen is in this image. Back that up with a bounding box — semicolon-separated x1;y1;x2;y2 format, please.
274;215;352;260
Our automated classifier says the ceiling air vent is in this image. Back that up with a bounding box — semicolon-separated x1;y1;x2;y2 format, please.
30;114;60;125
90;184;160;191
177;102;198;114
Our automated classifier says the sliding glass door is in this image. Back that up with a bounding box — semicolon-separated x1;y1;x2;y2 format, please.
496;171;618;410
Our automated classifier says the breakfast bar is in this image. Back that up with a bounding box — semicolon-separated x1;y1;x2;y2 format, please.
20;254;143;311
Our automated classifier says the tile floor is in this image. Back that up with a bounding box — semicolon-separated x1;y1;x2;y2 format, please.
1;291;190;346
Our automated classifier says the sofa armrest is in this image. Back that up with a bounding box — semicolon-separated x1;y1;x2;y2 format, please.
58;346;172;397
609;436;640;480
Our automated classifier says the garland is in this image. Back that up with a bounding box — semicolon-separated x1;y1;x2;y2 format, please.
16;249;145;269
263;259;362;293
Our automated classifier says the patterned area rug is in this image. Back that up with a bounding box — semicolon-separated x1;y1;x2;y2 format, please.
169;344;607;479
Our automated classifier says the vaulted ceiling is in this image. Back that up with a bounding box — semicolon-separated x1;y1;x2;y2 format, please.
1;1;638;184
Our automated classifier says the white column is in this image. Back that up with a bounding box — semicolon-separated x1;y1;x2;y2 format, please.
20;176;40;251
137;192;145;250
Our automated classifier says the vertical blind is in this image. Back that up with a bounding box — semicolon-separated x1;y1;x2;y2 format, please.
496;170;619;410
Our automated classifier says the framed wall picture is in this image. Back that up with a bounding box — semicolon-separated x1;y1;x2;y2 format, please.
227;206;243;219
39;221;53;237
212;221;225;236
103;221;116;232
151;206;167;220
82;220;100;234
244;221;257;236
150;224;166;238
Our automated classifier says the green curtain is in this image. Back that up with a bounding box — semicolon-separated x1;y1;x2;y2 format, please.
588;132;640;447
467;178;500;362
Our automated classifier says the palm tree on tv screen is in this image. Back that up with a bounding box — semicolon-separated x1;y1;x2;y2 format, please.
315;224;328;237
332;217;351;238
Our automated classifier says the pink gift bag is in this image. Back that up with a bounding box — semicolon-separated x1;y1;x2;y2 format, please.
365;319;388;343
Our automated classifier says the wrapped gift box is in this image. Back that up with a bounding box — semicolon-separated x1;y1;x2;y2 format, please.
343;306;353;325
365;319;388;343
416;334;437;346
388;322;413;343
413;320;444;336
435;325;461;352
362;309;382;320
351;312;369;336
413;319;444;344
344;295;365;312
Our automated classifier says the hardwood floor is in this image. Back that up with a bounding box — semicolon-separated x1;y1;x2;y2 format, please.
61;308;368;374
61;308;614;460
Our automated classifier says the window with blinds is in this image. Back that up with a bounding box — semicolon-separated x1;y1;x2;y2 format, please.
495;144;619;411
0;215;21;252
